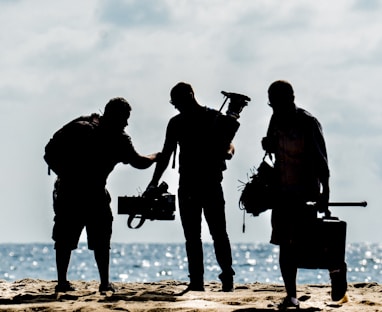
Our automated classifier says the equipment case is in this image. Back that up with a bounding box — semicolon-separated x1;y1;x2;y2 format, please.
295;217;347;269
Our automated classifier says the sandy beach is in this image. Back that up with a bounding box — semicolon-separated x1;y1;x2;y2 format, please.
0;279;381;311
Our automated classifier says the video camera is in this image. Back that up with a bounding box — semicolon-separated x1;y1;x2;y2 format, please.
118;181;176;229
205;91;250;157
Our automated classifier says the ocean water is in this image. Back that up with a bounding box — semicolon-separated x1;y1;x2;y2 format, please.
0;242;381;285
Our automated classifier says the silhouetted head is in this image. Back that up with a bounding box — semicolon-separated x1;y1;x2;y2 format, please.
102;97;131;131
170;82;198;114
268;80;296;114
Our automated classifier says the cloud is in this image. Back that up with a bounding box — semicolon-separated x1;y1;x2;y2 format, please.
353;0;382;11
0;0;381;244
98;0;172;28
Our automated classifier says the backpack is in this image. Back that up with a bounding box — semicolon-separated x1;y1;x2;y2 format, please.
44;114;100;176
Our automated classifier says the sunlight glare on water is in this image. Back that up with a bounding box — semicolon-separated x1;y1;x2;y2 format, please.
0;242;381;284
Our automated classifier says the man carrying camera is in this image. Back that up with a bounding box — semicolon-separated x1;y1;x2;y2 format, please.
45;97;158;293
146;82;246;292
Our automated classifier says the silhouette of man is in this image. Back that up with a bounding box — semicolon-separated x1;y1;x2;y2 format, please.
48;97;157;293
262;80;347;308
146;82;240;292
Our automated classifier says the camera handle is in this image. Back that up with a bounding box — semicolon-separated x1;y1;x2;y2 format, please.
219;94;229;112
306;201;367;220
220;91;251;118
127;214;146;229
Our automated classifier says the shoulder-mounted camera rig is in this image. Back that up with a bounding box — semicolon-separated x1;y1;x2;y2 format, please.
220;91;251;119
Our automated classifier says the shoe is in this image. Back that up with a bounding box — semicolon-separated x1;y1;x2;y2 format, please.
99;283;116;294
218;273;234;292
55;281;76;293
330;263;348;301
186;282;205;291
277;296;300;310
336;293;349;304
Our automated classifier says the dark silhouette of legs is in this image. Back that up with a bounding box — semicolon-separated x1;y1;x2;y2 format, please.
56;248;71;284
55;248;75;292
279;243;297;298
178;194;204;289
94;247;110;287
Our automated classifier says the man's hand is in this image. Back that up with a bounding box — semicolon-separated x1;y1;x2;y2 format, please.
147;152;161;162
317;186;330;217
261;136;276;153
225;143;235;160
143;183;158;198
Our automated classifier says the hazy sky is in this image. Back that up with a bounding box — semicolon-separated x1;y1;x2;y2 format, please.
0;0;381;244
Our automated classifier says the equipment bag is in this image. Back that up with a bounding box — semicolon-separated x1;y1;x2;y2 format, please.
295;216;347;269
44;114;99;175
239;152;276;217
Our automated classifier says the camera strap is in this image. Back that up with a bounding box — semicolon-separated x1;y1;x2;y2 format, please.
171;144;177;169
127;214;146;229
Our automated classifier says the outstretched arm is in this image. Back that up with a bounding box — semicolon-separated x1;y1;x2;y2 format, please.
148;120;177;188
120;133;158;169
130;152;158;169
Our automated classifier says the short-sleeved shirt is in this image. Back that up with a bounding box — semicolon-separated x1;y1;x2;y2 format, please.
163;107;237;185
53;114;141;212
266;107;329;201
57;115;140;189
266;107;329;245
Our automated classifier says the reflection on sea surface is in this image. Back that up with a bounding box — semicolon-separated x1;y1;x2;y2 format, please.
0;242;381;284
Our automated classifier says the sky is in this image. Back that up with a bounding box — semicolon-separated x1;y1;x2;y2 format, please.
0;0;381;245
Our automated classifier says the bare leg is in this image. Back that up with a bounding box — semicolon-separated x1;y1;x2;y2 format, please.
55;248;76;292
279;244;297;298
56;248;71;284
94;248;110;287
